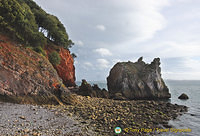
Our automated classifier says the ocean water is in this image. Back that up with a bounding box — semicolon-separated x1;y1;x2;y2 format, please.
163;80;200;136
77;80;200;136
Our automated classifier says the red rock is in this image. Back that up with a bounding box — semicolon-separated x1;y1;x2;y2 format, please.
0;35;62;96
0;35;76;105
46;46;76;87
55;48;76;87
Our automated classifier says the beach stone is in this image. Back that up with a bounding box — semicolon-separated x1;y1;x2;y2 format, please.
113;93;126;100
24;128;30;133
107;57;171;100
19;116;26;120
178;93;189;99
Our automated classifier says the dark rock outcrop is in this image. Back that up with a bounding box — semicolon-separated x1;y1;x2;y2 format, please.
107;57;171;100
178;93;189;100
78;79;109;98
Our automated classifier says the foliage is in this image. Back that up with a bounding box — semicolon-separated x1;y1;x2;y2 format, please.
23;0;74;48
71;53;77;59
0;0;46;46
33;46;46;56
0;0;73;49
48;51;61;66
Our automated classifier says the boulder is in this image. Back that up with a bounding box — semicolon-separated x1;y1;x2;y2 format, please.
113;93;126;100
101;88;110;99
107;57;171;100
78;79;109;98
178;93;189;100
78;79;94;97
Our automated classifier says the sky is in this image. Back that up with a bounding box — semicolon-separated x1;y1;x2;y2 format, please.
34;0;200;81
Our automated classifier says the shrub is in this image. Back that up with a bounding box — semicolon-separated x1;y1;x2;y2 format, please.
48;51;61;66
33;46;46;56
71;53;77;59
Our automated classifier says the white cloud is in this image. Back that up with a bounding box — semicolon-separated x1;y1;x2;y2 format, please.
82;62;94;70
107;0;170;42
84;62;93;67
94;48;112;56
151;41;200;58
75;40;84;46
97;59;110;69
183;58;200;71
34;0;200;80
162;57;200;80
96;25;106;31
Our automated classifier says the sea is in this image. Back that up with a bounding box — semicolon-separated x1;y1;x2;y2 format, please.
76;80;200;136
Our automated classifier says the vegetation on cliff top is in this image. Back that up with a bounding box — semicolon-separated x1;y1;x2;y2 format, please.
0;0;73;49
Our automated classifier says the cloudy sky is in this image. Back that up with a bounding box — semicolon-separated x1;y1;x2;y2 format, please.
34;0;200;81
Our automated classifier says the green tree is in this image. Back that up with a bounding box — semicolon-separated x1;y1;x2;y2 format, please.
23;0;74;48
48;51;61;66
0;0;46;46
0;0;73;49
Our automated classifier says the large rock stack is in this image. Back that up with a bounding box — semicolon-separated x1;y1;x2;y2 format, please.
107;57;171;100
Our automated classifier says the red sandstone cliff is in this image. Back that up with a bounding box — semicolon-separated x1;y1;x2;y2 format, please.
55;48;76;87
46;46;76;87
0;35;75;104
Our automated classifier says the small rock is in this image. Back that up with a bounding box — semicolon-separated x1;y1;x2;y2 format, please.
178;93;189;100
190;114;195;116
19;116;26;120
67;113;73;116
55;111;59;115
32;132;39;136
163;124;172;128
24;128;30;133
113;93;126;100
81;121;87;124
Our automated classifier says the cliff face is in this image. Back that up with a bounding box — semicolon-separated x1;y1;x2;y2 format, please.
0;35;74;104
55;48;76;87
46;47;76;87
107;57;171;100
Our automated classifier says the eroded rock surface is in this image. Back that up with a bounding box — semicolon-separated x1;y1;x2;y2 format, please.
107;57;171;100
0;35;73;104
46;46;76;87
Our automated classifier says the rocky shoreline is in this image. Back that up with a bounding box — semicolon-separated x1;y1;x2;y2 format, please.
0;95;188;136
48;95;187;136
0;93;188;136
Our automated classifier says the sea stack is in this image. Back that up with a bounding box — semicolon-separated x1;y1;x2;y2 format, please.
107;57;171;100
